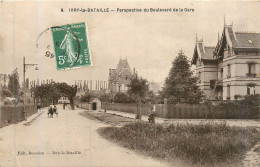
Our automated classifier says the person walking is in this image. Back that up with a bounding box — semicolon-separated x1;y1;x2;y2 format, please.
48;106;51;118
148;107;155;123
53;106;58;117
37;104;41;114
48;105;54;118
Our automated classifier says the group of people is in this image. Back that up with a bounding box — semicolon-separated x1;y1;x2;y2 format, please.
63;103;70;110
48;105;58;118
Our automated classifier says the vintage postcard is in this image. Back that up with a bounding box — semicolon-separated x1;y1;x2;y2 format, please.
0;0;260;167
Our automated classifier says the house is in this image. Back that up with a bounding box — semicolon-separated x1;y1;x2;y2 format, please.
192;24;260;100
77;98;101;110
3;97;17;105
108;58;137;93
191;39;217;99
58;96;70;104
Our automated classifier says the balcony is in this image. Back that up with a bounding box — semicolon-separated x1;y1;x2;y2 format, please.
246;73;257;78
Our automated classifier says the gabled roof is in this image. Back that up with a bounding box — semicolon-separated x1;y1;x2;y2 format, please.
204;46;215;59
215;26;260;58
191;40;215;65
116;58;132;74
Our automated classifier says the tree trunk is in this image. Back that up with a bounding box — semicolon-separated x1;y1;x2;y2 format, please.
136;97;142;119
70;98;75;110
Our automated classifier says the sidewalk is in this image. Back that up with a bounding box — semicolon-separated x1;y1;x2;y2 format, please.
23;107;46;126
101;109;260;127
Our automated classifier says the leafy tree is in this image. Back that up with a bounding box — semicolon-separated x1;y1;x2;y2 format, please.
145;90;157;104
161;51;203;104
53;82;77;110
8;68;20;97
33;84;57;105
80;91;95;102
114;92;131;103
0;88;13;100
127;76;150;119
0;74;8;88
33;82;77;109
127;76;149;102
98;92;113;103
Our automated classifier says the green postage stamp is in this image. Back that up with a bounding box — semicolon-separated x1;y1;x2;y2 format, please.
51;22;91;70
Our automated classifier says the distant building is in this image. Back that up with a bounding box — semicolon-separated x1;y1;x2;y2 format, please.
3;97;16;105
58;96;70;104
77;98;101;110
108;58;137;93
192;24;260;100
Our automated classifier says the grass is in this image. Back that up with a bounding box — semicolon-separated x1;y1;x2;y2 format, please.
80;111;134;126
98;122;260;166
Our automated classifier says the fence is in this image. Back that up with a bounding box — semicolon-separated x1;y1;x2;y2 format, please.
0;104;37;128
77;102;91;110
101;103;260;119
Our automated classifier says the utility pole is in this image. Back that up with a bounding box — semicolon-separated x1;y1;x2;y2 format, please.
23;56;38;120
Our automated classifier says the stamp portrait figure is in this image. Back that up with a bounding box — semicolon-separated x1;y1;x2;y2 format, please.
60;27;78;66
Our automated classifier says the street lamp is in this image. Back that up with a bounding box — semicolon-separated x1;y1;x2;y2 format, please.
23;56;38;120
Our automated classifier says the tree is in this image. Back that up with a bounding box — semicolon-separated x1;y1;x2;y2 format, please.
1;74;8;88
114;92;130;103
127;76;150;119
55;82;77;110
8;68;20;97
127;76;149;102
80;91;95;102
161;51;203;104
0;88;13;100
98;92;113;103
33;82;77;109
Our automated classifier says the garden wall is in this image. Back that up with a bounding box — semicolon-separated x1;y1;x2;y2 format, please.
0;104;37;128
101;102;260;119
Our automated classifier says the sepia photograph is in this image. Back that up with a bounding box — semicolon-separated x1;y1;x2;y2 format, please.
0;0;260;167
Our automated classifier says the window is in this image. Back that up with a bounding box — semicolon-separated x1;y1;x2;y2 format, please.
247;85;256;95
247;63;256;77
220;68;223;79
227;85;231;100
227;46;231;57
198;72;201;83
118;84;121;92
227;64;231;78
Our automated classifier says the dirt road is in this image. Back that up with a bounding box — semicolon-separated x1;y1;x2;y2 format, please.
0;105;169;167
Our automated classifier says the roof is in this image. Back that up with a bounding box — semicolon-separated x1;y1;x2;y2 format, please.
4;97;16;101
203;47;215;60
216;26;260;57
191;40;215;65
116;59;132;74
235;32;260;48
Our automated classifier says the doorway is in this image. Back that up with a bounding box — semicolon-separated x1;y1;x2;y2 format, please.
92;102;97;110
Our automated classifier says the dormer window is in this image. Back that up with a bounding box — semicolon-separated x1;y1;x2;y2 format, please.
227;46;231;57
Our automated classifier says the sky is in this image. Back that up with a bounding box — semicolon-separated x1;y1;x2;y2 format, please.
1;1;260;85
